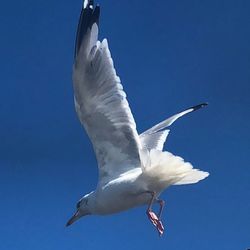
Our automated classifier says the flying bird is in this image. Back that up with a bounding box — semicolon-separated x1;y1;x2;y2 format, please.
66;0;209;236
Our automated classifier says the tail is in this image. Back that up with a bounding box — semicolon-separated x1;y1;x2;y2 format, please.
174;166;209;185
144;150;209;186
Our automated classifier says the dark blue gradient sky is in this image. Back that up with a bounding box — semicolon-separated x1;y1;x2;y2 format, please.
1;0;249;249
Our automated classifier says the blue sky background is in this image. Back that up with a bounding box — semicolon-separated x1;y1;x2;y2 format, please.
0;0;249;249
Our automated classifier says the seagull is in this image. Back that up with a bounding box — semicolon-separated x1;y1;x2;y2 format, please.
66;0;209;236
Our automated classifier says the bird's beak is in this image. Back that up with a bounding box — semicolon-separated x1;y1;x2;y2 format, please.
66;210;80;227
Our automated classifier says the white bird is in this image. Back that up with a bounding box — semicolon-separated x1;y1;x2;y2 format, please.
66;0;209;236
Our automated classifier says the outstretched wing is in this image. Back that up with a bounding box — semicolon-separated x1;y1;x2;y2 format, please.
73;0;142;184
140;130;170;151
140;103;208;151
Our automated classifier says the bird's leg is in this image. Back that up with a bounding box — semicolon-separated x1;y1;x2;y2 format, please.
145;191;165;236
155;199;165;236
146;191;158;227
156;199;165;219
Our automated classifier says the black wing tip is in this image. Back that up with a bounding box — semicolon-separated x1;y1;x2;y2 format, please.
83;0;100;10
93;5;100;24
82;0;100;22
190;102;208;111
83;0;94;9
74;1;100;58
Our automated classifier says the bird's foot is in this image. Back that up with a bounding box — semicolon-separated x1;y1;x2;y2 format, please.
147;210;165;236
156;220;164;236
147;210;158;227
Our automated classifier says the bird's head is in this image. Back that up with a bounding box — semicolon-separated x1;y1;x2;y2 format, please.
66;192;93;227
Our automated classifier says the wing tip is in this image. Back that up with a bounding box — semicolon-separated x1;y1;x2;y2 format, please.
82;1;100;25
83;0;93;9
75;1;100;58
190;102;208;112
83;0;100;12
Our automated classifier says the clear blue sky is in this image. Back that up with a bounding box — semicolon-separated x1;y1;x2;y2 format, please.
0;0;249;249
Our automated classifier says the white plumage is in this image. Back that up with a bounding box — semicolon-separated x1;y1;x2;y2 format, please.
66;0;209;236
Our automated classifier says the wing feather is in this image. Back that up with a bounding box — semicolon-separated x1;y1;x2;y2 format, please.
73;2;141;184
140;103;208;151
140;130;169;151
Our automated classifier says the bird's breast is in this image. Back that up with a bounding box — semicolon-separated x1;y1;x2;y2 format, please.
93;172;151;215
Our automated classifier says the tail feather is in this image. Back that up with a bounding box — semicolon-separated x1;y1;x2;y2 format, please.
173;168;209;185
144;150;209;186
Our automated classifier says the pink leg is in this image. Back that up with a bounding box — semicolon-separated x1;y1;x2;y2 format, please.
146;192;158;227
155;199;165;236
152;199;165;236
157;199;165;219
146;192;165;236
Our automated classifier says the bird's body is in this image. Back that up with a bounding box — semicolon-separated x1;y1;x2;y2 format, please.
67;0;209;236
81;149;208;216
91;169;146;215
